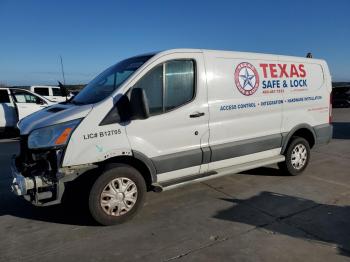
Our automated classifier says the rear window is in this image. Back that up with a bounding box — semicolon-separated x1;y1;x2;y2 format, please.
52;88;62;96
34;87;49;96
0;90;10;103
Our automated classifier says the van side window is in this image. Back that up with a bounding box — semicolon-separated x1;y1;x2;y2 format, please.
52;88;62;96
0;90;10;103
133;65;163;115
164;60;194;111
132;60;195;115
34;87;49;96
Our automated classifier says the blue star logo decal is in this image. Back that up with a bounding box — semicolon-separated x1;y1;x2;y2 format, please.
234;62;260;96
240;68;255;88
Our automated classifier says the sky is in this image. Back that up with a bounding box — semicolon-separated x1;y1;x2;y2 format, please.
0;0;349;86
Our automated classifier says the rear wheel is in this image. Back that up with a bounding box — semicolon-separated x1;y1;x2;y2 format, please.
278;137;310;176
89;163;146;226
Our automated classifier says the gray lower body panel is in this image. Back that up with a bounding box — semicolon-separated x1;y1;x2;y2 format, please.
152;134;282;174
151;124;331;177
210;134;282;162
152;148;203;174
315;124;333;145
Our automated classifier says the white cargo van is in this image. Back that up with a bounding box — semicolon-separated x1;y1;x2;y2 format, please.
11;49;332;225
0;88;53;133
30;85;72;102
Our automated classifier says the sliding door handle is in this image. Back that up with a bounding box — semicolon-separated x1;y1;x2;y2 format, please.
190;112;205;118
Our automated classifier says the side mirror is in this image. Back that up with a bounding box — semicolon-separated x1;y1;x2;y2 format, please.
130;88;150;120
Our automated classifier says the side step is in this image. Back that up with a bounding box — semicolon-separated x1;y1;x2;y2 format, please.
156;155;285;191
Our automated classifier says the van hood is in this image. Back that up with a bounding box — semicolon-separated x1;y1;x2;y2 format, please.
18;103;93;135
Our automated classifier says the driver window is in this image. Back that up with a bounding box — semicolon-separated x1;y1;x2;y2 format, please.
132;60;195;116
133;65;163;115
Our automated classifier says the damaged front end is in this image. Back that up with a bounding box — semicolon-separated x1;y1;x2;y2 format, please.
11;105;95;206
11;136;95;206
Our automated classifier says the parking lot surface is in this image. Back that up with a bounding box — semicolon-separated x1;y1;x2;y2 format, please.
0;109;349;262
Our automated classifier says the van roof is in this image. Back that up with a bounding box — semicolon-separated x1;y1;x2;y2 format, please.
153;49;326;64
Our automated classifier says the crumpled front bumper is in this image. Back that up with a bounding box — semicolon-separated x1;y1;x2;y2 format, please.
11;156;32;196
10;155;55;204
10;154;97;206
11;159;26;196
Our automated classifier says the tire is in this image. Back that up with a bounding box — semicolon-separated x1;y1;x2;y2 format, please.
89;163;146;226
278;137;310;176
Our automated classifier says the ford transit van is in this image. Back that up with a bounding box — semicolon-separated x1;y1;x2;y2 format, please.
11;49;332;225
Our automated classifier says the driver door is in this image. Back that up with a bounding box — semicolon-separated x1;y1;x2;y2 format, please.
125;52;210;183
11;90;48;120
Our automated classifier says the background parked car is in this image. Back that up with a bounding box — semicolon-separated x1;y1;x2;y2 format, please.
30;85;72;103
0;88;54;133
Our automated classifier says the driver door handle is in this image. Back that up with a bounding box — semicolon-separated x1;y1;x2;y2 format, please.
189;112;205;118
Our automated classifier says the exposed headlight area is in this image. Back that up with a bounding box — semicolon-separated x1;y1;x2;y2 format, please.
28;119;81;149
17;119;81;177
13;119;81;205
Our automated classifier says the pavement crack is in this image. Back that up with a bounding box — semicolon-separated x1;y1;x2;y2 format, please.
163;236;229;261
276;204;322;221
307;175;350;189
200;181;234;199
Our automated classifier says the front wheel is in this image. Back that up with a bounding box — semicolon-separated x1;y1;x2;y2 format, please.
89;164;146;226
278;137;310;176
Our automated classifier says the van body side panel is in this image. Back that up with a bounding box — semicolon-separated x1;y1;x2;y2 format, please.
281;60;331;134
204;52;283;170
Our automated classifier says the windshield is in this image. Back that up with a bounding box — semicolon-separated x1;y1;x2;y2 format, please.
72;55;154;105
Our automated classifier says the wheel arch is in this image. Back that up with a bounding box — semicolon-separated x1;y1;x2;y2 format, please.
100;151;157;191
281;124;316;153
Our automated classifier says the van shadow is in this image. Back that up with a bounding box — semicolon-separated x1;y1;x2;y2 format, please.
240;166;283;176
213;191;350;257
332;122;350;139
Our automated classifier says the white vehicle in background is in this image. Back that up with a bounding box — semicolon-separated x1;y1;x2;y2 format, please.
30;85;72;103
0;88;54;133
11;49;332;226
